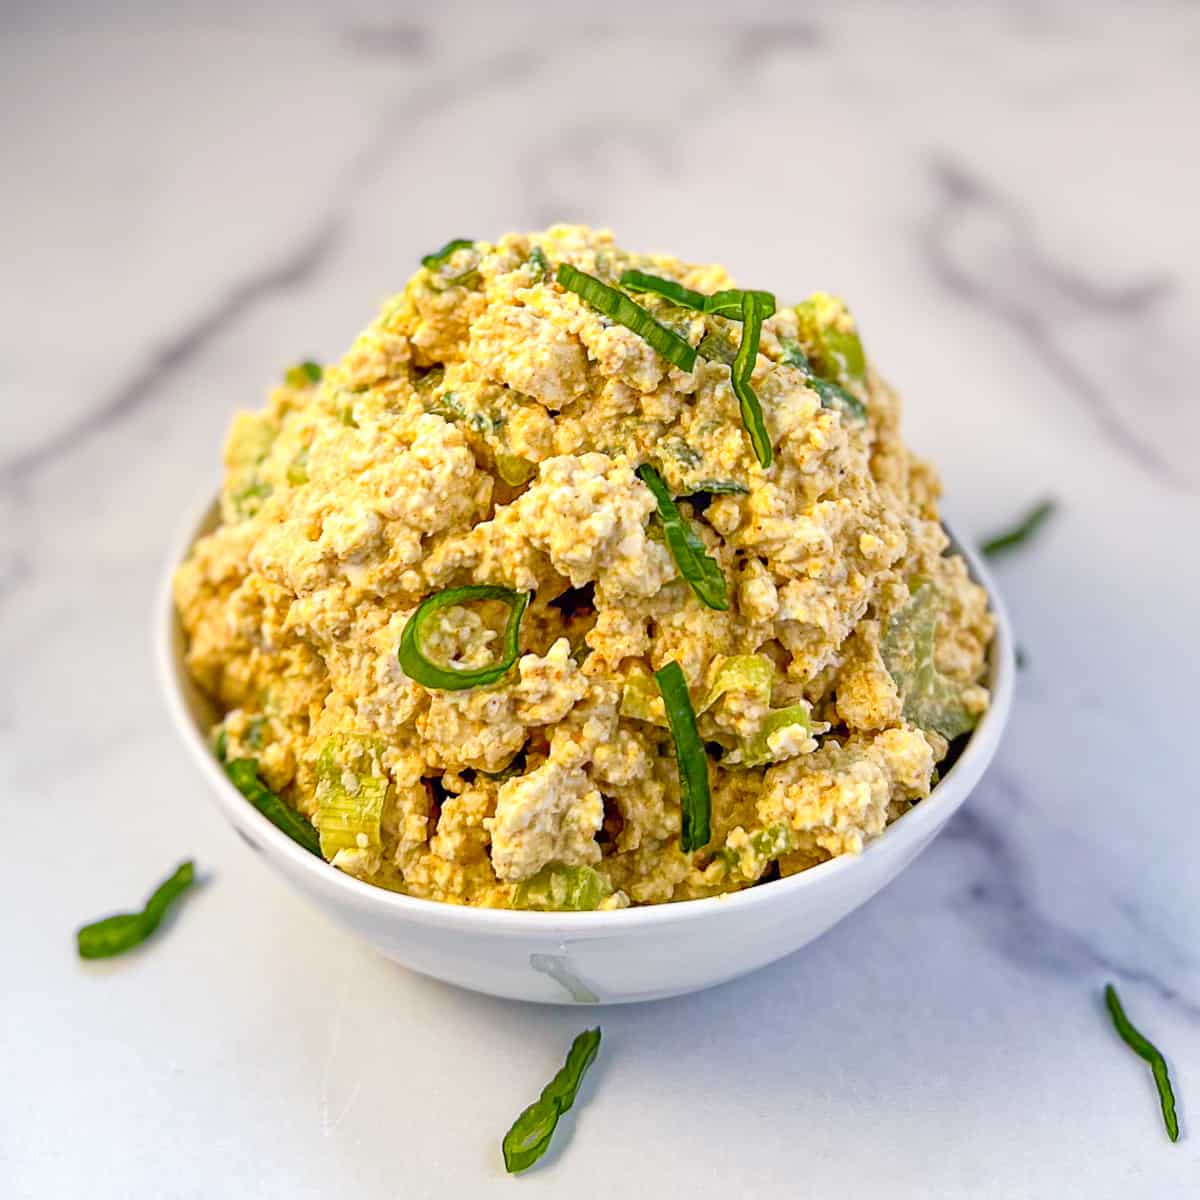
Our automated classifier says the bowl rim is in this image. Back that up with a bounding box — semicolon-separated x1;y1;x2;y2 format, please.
156;485;1014;935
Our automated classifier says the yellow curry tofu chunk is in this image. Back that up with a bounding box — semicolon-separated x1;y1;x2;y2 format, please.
174;225;994;909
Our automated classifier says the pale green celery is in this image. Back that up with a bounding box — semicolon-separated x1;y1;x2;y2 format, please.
699;654;774;714
728;703;813;767
880;581;978;740
715;824;793;880
224;411;278;519
750;824;793;858
619;668;667;725
314;736;388;861
513;863;605;911
496;452;535;486
286;447;310;486
793;292;866;387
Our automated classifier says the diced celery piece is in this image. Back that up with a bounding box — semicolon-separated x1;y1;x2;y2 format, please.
513;863;605;911
793;292;866;388
729;702;813;767
750;823;792;859
700;654;774;714
314;736;388;861
496;452;535;486
881;580;978;740
619;668;667;726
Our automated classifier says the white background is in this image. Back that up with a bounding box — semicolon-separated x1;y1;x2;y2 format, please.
2;2;1198;1195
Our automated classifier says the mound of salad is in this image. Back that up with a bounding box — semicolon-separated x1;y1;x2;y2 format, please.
174;225;994;909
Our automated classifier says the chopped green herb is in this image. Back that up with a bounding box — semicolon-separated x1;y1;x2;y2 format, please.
224;758;322;855
398;585;530;691
528;245;550;281
663;439;702;468
618;270;775;319
557;264;697;373
881;581;978;740
1016;646;1028;670
284;360;322;388
637;464;728;611
513;863;605;911
732;292;772;467
981;499;1057;558
502;1028;602;1174
1104;983;1180;1143
420;238;475;270
654;660;712;852
77;861;196;960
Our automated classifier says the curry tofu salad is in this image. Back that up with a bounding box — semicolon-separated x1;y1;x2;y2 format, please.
174;225;994;910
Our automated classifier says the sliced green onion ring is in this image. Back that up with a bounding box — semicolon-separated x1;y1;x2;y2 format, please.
421;238;475;269
705;287;776;319
399;585;530;691
557;264;697;372
637;464;728;611
502;1028;602;1173
732;292;772;467
654;660;712;853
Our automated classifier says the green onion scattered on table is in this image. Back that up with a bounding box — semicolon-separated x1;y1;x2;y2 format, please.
654;660;712;852
1104;983;1181;1143
421;238;475;269
503;1028;602;1173
77;861;196;959
398;585;530;691
980;499;1056;558
556;264;697;373
732;292;772;467
637;464;728;611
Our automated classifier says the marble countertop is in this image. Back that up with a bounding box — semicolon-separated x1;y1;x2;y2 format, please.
3;2;1198;1195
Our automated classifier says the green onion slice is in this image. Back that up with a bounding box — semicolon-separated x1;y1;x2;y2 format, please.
1104;983;1180;1142
654;660;712;852
399;585;530;691
705;287;777;319
732;292;772;467
619;270;776;319
557;264;697;372
980;499;1056;558
224;757;322;855
637;464;729;611
284;360;322;388
503;1028;602;1173
420;238;475;269
77;861;196;959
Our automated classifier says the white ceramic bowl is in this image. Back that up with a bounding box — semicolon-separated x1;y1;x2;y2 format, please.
157;493;1014;1005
